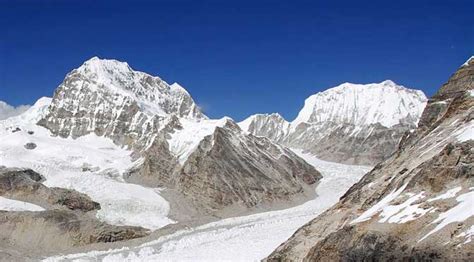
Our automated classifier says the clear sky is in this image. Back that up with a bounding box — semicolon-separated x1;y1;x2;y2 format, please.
0;0;472;121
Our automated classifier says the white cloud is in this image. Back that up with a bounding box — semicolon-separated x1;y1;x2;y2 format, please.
0;101;31;120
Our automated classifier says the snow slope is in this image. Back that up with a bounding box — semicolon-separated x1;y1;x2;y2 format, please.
0;98;174;230
44;150;371;261
0;196;45;212
292;80;427;128
167;117;230;164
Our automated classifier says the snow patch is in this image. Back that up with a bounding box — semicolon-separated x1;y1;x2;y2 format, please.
0;196;45;212
378;192;432;224
351;184;408;224
456;121;473;142
456;225;474;244
168;118;230;164
428;187;462;202
461;56;474;67
420;190;474;242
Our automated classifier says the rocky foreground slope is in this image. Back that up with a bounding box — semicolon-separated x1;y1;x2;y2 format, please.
266;58;474;261
0;167;148;258
37;57;321;218
240;80;427;165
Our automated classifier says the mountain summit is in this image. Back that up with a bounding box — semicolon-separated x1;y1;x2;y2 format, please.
292;80;426;128
240;80;427;165
39;57;204;150
74;57;203;119
37;57;322;219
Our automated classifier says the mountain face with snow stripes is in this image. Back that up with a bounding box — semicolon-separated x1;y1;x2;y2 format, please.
239;80;428;165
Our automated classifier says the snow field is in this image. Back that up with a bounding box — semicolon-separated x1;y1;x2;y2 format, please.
0;102;174;230
45;149;371;261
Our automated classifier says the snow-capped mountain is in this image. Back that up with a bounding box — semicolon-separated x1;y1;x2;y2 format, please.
292;80;426;127
240;113;290;141
266;56;474;261
38;57;204;151
0;57;323;256
240;80;428;165
35;57;322;217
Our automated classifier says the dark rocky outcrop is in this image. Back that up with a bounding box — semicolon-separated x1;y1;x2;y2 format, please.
0;167;150;258
0;167;100;212
23;142;36;150
0;210;149;255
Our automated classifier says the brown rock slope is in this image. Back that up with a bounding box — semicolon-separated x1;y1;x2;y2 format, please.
266;57;474;261
127;120;322;219
0;168;149;258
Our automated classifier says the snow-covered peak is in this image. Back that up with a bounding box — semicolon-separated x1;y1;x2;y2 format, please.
292;80;427;128
59;57;205;119
380;79;397;86
239;113;288;132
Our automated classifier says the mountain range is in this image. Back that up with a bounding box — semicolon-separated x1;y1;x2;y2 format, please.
0;56;472;261
239;80;427;165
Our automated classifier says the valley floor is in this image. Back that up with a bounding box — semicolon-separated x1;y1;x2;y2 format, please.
44;150;371;261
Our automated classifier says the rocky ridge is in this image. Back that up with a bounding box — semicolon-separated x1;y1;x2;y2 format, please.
0;168;149;258
266;57;474;261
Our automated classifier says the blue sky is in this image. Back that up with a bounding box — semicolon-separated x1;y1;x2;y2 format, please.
0;0;472;121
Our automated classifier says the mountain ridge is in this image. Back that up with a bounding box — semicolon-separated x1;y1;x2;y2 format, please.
34;57;323;219
266;55;474;261
239;80;427;165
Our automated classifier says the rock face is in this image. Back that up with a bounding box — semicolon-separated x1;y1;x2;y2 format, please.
266;57;474;261
0;167;149;256
0;210;149;255
38;57;204;151
0;167;100;211
175;121;320;215
239;80;427;165
37;57;322;217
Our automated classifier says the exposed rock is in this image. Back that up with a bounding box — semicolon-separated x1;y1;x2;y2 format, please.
176;121;321;215
0;209;149;255
0;167;149;257
24;142;36;150
127;119;322;217
37;57;323;217
0;167;100;212
266;57;474;261
38;57;204;152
